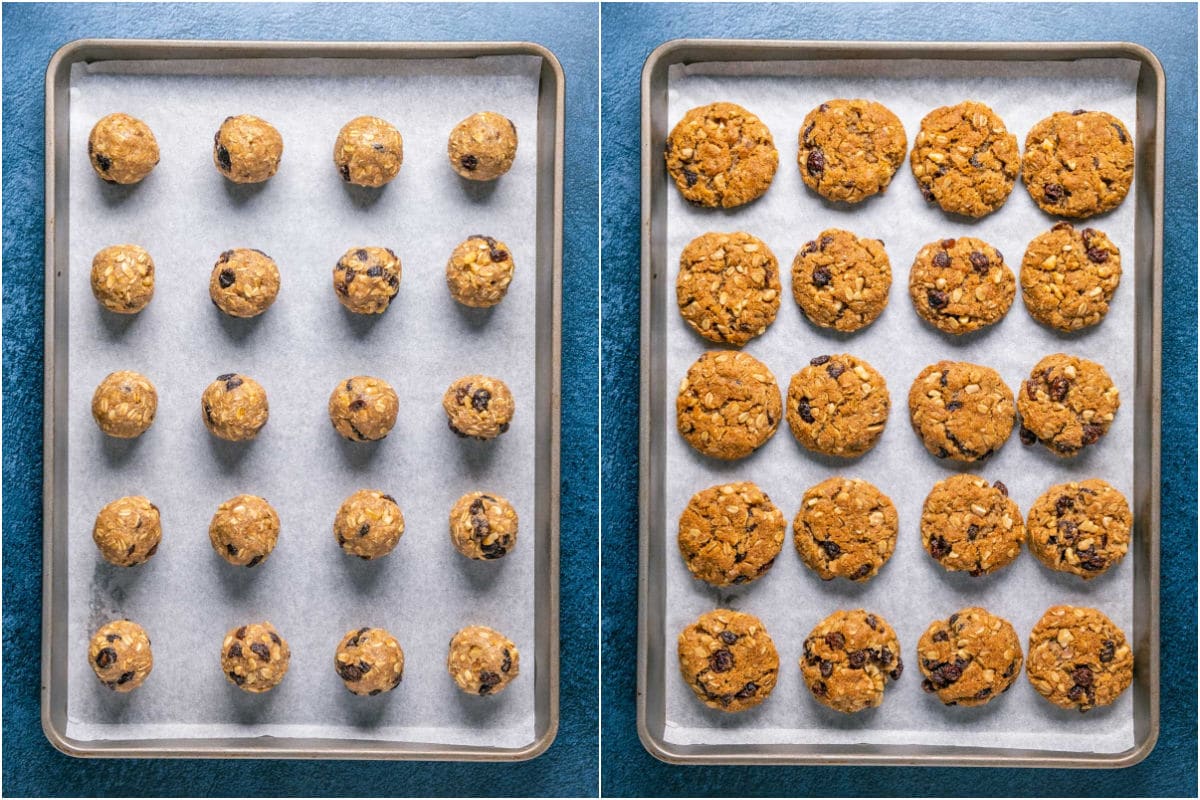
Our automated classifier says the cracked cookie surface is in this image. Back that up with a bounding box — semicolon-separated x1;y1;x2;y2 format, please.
677;482;785;587
213;115;283;184
918;607;1023;706
443;375;515;440
221;621;289;693
785;354;888;458
797;99;907;203
1026;605;1132;711
800;609;903;713
910;100;1020;217
793;477;898;582
334;489;404;560
676;351;782;460
1027;479;1130;579
209;494;280;568
678;609;778;712
791;229;890;332
92;370;157;438
921;474;1023;576
92;244;154;314
328;375;399;442
335;627;405;695
89;619;153;692
448;625;520;696
93;495;161;567
201;373;269;441
1017;354;1119;456
908;361;1015;462
909;236;1015;334
665;102;778;208
1021;222;1121;331
88;113;159;184
677;231;780;346
333;247;401;315
1022;110;1133;218
450;491;518;560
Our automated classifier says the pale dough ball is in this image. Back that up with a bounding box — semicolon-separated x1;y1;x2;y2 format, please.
447;625;520;696
446;235;515;308
221;621;289;693
333;489;405;560
209;494;280;567
89;619;153;692
213;115;283;183
449;492;518;560
448;111;518;180
443;375;514;440
93;495;161;566
333;116;403;187
88;113;159;184
91;244;154;314
334;627;405;695
92;370;157;438
210;249;280;318
333;247;401;314
201;373;269;441
328;376;399;442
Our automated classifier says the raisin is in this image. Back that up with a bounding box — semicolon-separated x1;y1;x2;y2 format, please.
95;647;117;669
1112;122;1127;144
806;147;825;177
1055;495;1075;516
236;626;247;639
945;400;962;412
681;168;698;188
802;122;815;145
339;163;351;181
1043;183;1065;202
246;555;263;567
106;633;121;643
1019;425;1037;445
819;660;833;678
932;630;949;643
920;186;935;203
1072;666;1094;687
228;643;243;659
225;376;243;392
269;631;281;645
797;396;814;424
228;671;245;686
826;362;845;379
1081;424;1104;445
357;522;370;538
929;535;951;559
812;680;828;697
811;265;832;287
733;682;758;699
865;614;878;630
117;671;134;685
818;539;841;559
471;389;491;411
250;643;271;661
218;269;236;288
966;524;980;540
96;152;113;172
975;687;992;700
709;649;734;673
348;399;366;412
215;143;232;173
459;154;478;171
718;631;738;645
927;289;949;310
993;480;1009;497
366;265;384;278
501;649;513;673
890;662;903;681
226;543;238;556
853;563;872;580
217;372;237;382
848;650;867;669
1099;640;1116;663
1086;246;1108;264
1048;376;1070;402
932;251;951;268
809;355;831;366
968;251;989;274
338;662;363;682
824;631;845;650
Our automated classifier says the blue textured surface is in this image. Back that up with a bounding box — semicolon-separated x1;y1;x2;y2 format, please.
2;3;597;796
600;3;1197;796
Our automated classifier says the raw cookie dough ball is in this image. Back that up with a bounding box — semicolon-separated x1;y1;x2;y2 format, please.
446;235;515;308
1021;222;1121;331
676;231;781;346
213;115;283;184
447;625;520;696
1026;605;1132;711
677;482;785;587
333;247;401;314
448;111;518;181
88;113;159;184
786;354;889;458
1017;354;1119;456
449;491;518;560
908;361;1015;462
209;494;280;568
93;495;161;567
333;115;403;187
92;370;157;438
335;627;405;695
221;621;290;693
793;477;898;582
791;229;891;332
678;609;778;712
665;102;778;208
334;489;405;560
328;376;399;442
91;244;154;314
676;351;782;460
910;100;1020;217
909;236;1015;334
797;99;907;203
1027;478;1131;579
209;249;280;318
1022;110;1134;218
443;375;515;440
89;619;153;692
800;609;903;713
201;373;269;442
921;474;1024;576
918;607;1023;706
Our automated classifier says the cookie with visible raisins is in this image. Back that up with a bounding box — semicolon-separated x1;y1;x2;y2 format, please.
678;482;785;587
800;609;903;713
665;102;778;208
793;477;898;582
918;607;1023;706
909;236;1015;334
797;99;907;203
1022;110;1134;218
785;354;889;458
1021;222;1121;331
443;375;515;441
676;351;782;460
791;229;891;332
908;361;1015;462
910;101;1020;217
1017;354;1119;456
1026;606;1132;711
920;474;1024;576
333;247;401;315
1026;479;1131;579
678;609;778;712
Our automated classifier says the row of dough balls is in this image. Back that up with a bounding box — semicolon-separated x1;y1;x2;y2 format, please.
91;371;515;443
678;606;1132;715
678;475;1131;587
89;111;518;186
666;100;1134;219
94;489;518;566
91;238;515;316
677;223;1120;346
90;619;519;698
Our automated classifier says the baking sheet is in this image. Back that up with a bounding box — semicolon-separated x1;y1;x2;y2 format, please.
660;58;1139;753
65;55;542;748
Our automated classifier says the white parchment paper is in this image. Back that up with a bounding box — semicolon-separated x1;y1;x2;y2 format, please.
662;58;1139;753
66;55;542;747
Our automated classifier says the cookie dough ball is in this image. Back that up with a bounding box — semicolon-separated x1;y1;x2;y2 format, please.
221;622;290;693
786;354;889;458
448;111;518;181
92;370;157;438
91;244;154;314
910;100;1020;217
921;474;1024;576
89;620;153;692
791;229;891;332
446;235;515;308
334;489;405;560
209;494;280;568
665;102;778;208
800;610;903;713
677;482;785;587
335;627;405;695
678;609;778;712
798;99;907;203
443;375;514;440
677;231;781;346
908;361;1015;462
793;477;898;582
447;625;520;696
209;249;280;318
1017;354;1119;456
1026;606;1132;711
201;373;269;442
93;495;161;567
213;115;283;184
1021;222;1121;331
1022;110;1134;218
1027;479;1131;579
333;115;403;187
676;351;782;460
910;237;1015;334
333;247;401;314
450;492;518;560
328;376;399;442
88;113;159;184
918;607;1023;706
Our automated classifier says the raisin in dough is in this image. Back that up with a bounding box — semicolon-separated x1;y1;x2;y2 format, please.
335;627;405;695
88;113;159;184
677;609;779;712
333;247;401;314
448;112;518;181
447;625;520;696
328;376;399;442
443;375;515;440
89;619;153;692
210;249;280;318
449;492;518;560
201;373;269;441
221;621;290;693
334;489;405;560
93;495;161;567
209;494;280;568
334;115;403;187
213;115;283;184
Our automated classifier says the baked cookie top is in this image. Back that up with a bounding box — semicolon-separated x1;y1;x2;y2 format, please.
677;231;781;346
665;102;778;208
918;607;1023;707
1022;110;1134;218
910;100;1020;217
1021;222;1121;331
785;354;889;458
909;236;1015;334
797;99;907;203
791;228;891;332
800;609;903;714
676;351;782;460
678;482;786;587
1026;478;1131;579
908;360;1015;462
793;477;898;582
920;474;1024;576
1017;354;1119;456
678;609;779;712
1026;605;1133;712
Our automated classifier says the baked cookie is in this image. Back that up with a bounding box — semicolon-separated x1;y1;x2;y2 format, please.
1022;110;1134;218
921;474;1023;576
677;482;785;587
91;244;154;314
447;625;520;696
88;113;159;184
791;229;890;332
909;237;1015;334
333;115;403;187
797;99;907;203
334;489;404;560
676;231;781;346
910;101;1020;217
1027;479;1131;579
793;477;898;582
917;607;1023;706
443;375;515;440
89;619;153;692
92;370;157;438
201;373;268;441
448;112;518;181
333;247;401;315
210;249;280;318
213;115;283;184
221;622;290;693
676;351;782;460
1017;354;1119;456
678;609;778;712
328;376;399;442
1026;606;1133;711
800;609;903;713
1021;222;1121;331
209;494;280;568
785;354;888;458
665;102;778;208
446;235;514;308
908;361;1015;462
334;627;405;696
93;495;161;567
449;492;518;560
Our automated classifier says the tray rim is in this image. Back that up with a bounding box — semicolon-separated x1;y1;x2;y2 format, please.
41;36;563;762
637;38;1163;768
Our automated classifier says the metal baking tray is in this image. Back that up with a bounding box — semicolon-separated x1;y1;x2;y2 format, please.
43;39;561;761
638;40;1161;767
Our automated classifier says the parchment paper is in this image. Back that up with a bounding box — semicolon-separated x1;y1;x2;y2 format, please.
66;55;542;748
662;58;1139;753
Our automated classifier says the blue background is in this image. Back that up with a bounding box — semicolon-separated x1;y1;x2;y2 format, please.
600;3;1197;797
1;3;597;796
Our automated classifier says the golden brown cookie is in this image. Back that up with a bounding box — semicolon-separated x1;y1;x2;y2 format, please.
1026;606;1133;711
446;235;515;308
677;482;785;587
201;373;269;442
328;376;399;442
678;609;778;712
785;354;888;458
210;249;280;318
333;115;403;187
449;492;518;560
917;607;1023;706
665;102;778;208
88;113;159;184
209;494;280;568
89;619;153;692
1022;110;1134;218
335;627;405;696
443;375;515;440
677;231;781;346
791;229;890;332
1017;354;1119;456
221;622;289;693
333;489;405;560
910;100;1020;217
676;351;782;460
92;370;157;438
793;477;898;582
920;474;1023;576
333;247;401;315
800;609;903;713
1021;222;1121;331
908;361;1015;462
447;625;520;696
93;495;161;567
797;99;907;203
909;236;1015;334
91;244;154;314
1027;479;1131;579
213;115;283;184
448;112;518;181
